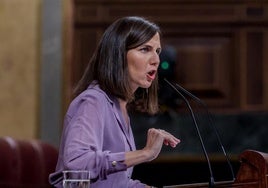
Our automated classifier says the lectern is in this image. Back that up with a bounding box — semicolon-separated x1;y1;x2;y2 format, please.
164;150;268;188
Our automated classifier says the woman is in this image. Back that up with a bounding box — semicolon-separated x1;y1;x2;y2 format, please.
49;16;180;188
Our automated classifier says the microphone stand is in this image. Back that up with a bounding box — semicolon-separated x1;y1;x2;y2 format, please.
164;78;215;188
173;81;236;182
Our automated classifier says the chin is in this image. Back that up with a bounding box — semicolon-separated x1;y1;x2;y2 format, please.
134;79;153;89
140;82;152;89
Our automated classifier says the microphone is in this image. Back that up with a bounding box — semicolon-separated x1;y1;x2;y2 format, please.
164;78;215;188
173;80;236;182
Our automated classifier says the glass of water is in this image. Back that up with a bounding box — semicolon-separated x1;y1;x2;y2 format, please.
63;170;90;188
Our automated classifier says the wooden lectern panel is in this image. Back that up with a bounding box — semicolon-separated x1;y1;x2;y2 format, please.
164;150;268;188
234;150;268;188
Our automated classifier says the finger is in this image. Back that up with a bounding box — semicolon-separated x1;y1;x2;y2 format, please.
164;140;169;146
158;129;180;143
166;139;180;147
156;133;180;148
163;139;178;148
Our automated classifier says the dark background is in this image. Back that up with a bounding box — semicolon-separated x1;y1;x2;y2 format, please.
130;111;268;187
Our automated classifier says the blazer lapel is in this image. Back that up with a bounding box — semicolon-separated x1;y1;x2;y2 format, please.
112;98;134;151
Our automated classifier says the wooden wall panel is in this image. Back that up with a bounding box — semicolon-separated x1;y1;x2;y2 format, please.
246;32;263;106
264;31;268;107
69;0;268;112
71;28;105;87
0;0;40;139
161;33;234;108
74;2;267;24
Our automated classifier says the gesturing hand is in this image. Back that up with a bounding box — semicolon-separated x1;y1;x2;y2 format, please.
143;128;180;161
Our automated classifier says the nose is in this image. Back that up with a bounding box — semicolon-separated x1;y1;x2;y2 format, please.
150;52;160;67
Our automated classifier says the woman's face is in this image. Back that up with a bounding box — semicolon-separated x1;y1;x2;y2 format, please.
127;33;161;93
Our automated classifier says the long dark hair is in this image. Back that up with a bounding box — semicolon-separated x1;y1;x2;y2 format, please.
74;16;161;114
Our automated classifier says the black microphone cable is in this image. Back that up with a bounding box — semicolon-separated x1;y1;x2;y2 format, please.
174;83;236;180
172;80;236;182
164;78;215;188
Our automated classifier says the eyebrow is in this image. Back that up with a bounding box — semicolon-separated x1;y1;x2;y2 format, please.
141;44;161;49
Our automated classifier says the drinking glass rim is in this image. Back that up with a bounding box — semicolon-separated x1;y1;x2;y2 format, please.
63;170;90;173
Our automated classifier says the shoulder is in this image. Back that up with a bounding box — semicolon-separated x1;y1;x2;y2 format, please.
81;83;114;104
67;83;115;114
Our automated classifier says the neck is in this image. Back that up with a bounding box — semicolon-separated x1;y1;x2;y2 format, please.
118;98;127;107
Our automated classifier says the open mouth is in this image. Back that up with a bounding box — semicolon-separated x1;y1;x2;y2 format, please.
147;70;156;80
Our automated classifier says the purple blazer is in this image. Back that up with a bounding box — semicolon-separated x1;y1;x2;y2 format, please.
49;83;146;188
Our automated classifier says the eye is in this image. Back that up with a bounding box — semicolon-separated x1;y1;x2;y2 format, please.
140;47;150;53
156;48;162;55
